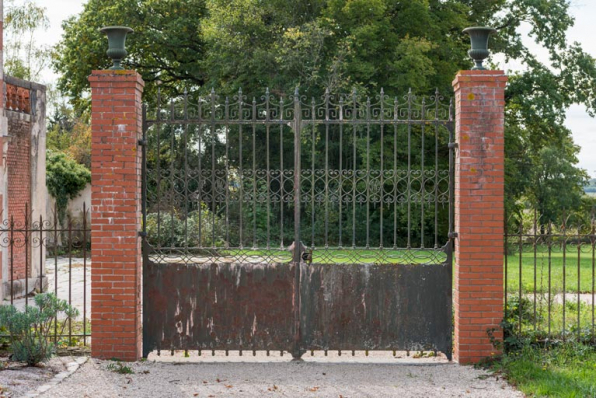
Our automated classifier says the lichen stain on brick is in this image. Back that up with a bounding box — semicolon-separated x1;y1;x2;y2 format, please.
467;93;475;100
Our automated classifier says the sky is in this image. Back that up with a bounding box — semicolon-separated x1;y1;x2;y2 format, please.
29;0;596;177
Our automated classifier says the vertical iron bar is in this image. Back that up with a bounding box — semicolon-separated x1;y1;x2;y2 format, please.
338;95;343;248
252;97;257;249
311;97;315;250
352;90;357;249
292;88;302;359
68;216;72;345
577;226;581;341
25;202;29;309
279;95;284;248
504;215;508;316
420;98;425;248
197;97;203;247
325;91;329;249
10;215;14;305
225;95;230;249
365;96;370;249
548;221;552;335
379;90;384;252
563;214;567;340
407;89;412;248
238;90;244;248
434;90;440;248
170;99;176;247
54;203;58;343
210;90;216;250
266;89;271;250
83;203;88;345
393;98;398;249
184;90;190;250
518;222;523;336
156;88;162;250
533;209;537;331
38;213;43;301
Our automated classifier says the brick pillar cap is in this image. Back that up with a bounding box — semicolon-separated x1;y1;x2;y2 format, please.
453;70;508;89
88;70;145;87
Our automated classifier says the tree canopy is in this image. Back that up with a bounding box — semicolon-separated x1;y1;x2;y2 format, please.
53;0;596;221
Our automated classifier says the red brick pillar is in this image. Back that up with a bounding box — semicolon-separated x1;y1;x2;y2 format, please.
452;70;508;364
89;70;144;361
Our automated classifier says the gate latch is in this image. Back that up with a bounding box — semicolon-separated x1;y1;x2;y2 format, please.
287;241;313;264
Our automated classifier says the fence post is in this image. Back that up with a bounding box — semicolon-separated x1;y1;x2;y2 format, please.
89;70;144;361
452;70;508;363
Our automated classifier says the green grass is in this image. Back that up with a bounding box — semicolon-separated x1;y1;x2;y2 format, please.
488;344;596;398
506;247;596;294
506;295;595;339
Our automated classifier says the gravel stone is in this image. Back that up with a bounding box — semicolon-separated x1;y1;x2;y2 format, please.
40;352;522;398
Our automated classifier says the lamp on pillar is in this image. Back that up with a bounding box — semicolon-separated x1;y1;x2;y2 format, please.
99;26;134;70
463;27;497;70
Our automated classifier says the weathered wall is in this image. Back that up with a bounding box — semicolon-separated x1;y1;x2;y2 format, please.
6;111;31;279
46;182;91;235
2;76;47;298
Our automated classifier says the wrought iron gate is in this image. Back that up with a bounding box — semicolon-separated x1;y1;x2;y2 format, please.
141;88;455;359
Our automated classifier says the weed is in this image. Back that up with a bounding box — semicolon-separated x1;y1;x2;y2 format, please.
106;361;134;374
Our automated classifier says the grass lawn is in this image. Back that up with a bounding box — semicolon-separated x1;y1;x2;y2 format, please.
488;344;596;398
506;248;596;294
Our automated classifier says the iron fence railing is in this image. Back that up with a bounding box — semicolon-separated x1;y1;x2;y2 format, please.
0;203;91;348
505;210;596;345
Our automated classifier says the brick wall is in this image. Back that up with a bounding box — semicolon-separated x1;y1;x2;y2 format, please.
452;70;508;364
7;115;31;280
89;70;144;361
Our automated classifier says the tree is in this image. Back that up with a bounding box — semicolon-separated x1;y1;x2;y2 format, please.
528;141;588;228
46;151;91;226
4;0;51;81
53;0;208;112
47;105;92;169
53;0;596;220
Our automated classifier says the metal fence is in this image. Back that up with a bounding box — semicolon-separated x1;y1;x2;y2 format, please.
0;203;91;348
505;210;596;345
142;88;455;266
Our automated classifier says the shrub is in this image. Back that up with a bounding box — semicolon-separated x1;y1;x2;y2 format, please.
0;293;79;365
145;205;226;248
46;150;91;226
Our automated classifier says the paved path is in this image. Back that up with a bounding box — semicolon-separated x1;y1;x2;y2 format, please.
10;257;91;320
41;352;522;398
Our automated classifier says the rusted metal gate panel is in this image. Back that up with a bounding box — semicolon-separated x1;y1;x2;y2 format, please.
141;88;455;359
299;262;452;354
143;261;296;356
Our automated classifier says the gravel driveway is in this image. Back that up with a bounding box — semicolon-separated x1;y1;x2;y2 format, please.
41;352;522;398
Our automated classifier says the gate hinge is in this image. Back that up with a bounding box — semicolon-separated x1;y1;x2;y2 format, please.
448;142;458;150
138;231;147;238
448;232;458;239
138;139;147;147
